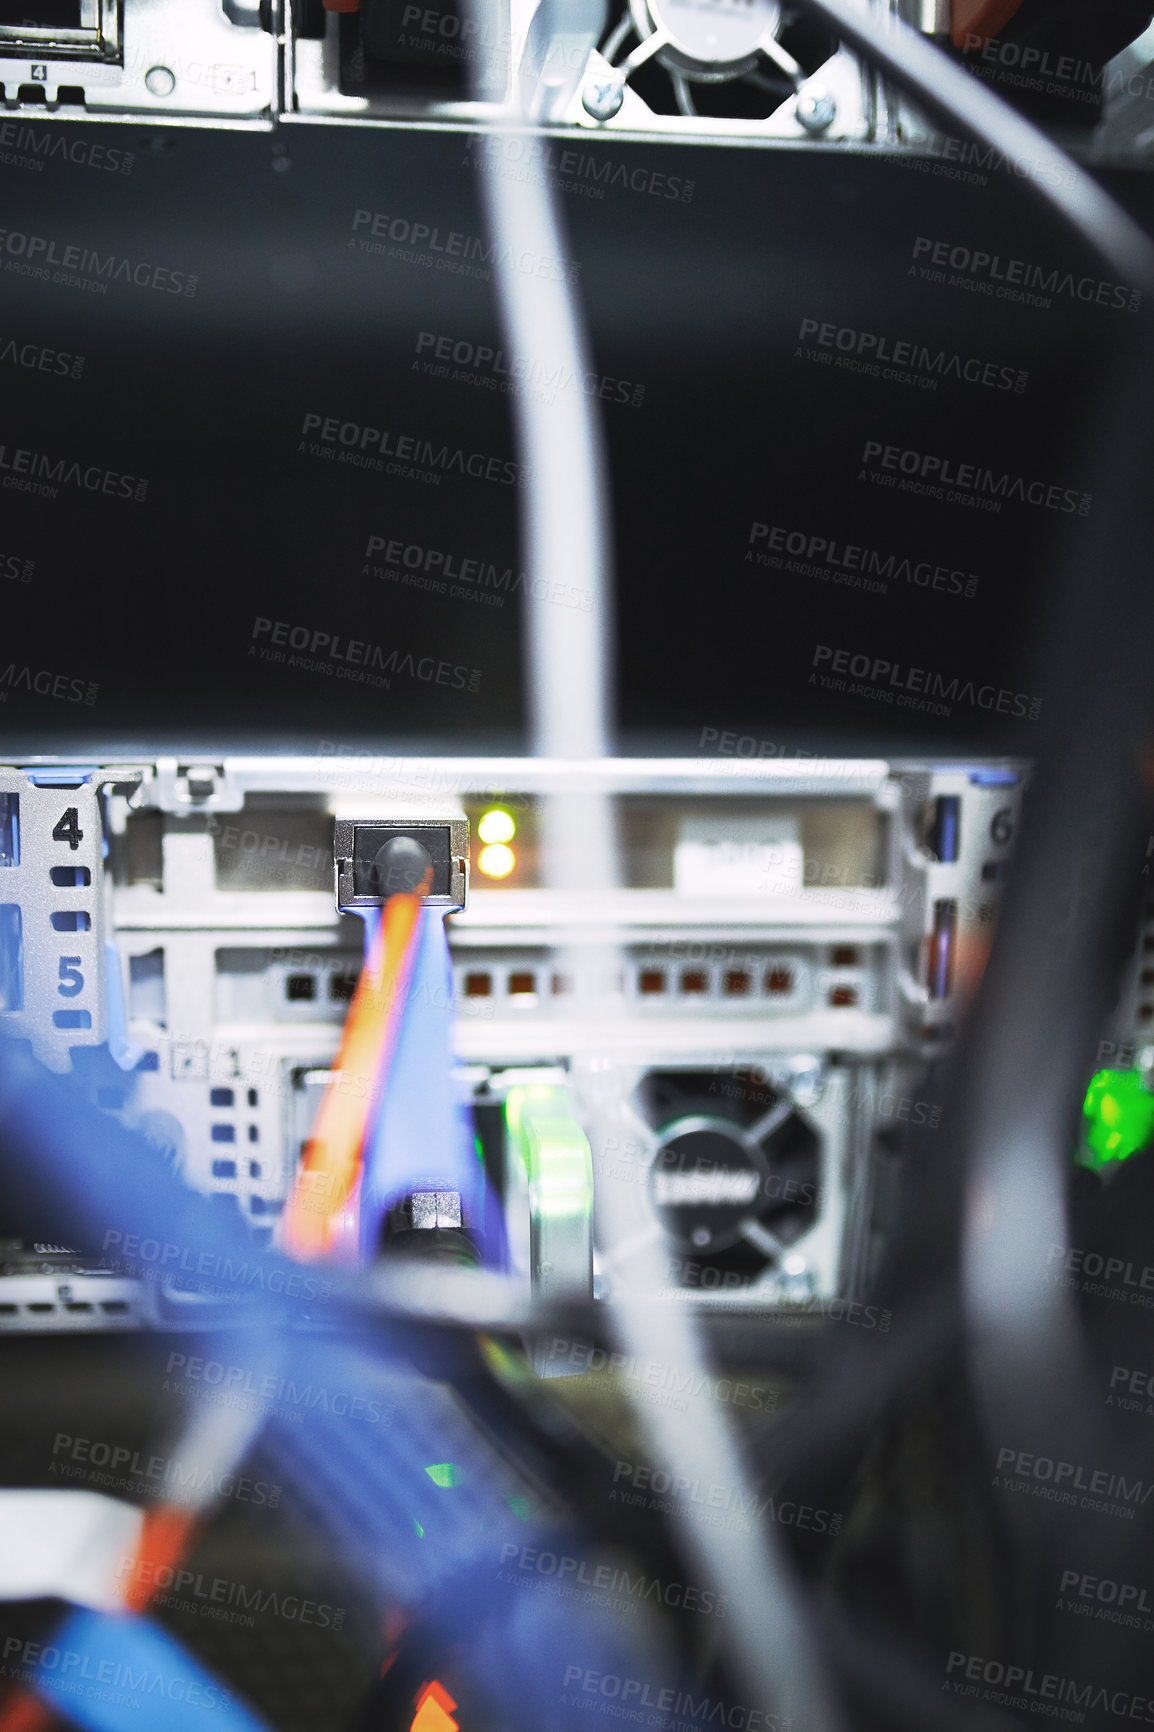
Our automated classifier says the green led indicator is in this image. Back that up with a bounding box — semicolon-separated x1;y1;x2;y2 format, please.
425;1463;460;1488
1081;1069;1154;1169
413;1517;425;1538
504;1085;594;1220
506;1495;534;1523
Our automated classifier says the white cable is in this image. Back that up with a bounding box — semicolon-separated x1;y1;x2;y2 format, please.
474;15;846;1728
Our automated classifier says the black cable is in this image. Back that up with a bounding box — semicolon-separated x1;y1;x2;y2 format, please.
793;0;1154;289
613;7;1154;1726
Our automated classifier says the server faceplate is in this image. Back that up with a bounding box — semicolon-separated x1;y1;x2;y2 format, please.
0;754;1025;1327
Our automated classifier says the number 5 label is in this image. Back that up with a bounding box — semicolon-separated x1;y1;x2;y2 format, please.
58;957;84;997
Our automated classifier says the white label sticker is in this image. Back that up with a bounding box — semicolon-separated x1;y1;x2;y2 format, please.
674;817;803;896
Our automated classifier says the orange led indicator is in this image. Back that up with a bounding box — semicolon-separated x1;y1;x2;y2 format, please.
410;1681;459;1732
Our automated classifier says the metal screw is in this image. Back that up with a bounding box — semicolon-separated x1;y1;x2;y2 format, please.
791;1063;825;1108
145;66;176;97
582;74;625;122
796;88;836;133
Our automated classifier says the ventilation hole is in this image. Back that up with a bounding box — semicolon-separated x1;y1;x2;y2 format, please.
0;1304;17;1315
249;1161;261;1178
724;970;751;995
58;85;85;104
329;974;356;1001
981;860;1007;883
1139;1005;1154;1023
0;902;21;1013
286;973;316;1001
639;971;666;995
508;971;536;995
1144;936;1154;953
766;967;793;994
50;866;91;887
680;970;708;994
465;972;492;997
832;945;860;966
551;973;572;995
50;910;91;932
830;985;858;1007
247;1087;259;1107
1142;971;1154;987
210;1087;235;1107
248;1125;259;1143
0;792;17;867
17;84;48;103
211;1124;236;1143
250;1196;283;1216
53;1009;91;1029
212;1159;237;1178
64;1301;94;1313
100;1301;129;1313
27;1302;56;1313
137;1051;159;1071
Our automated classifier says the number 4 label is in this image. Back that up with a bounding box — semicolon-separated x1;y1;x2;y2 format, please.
52;808;83;851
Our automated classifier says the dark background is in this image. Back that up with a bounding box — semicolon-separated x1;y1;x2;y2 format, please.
0;116;1146;757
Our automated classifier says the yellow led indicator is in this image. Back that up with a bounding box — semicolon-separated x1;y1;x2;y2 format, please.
478;843;515;879
477;808;515;845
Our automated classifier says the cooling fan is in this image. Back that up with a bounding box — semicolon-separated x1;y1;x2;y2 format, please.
592;1065;832;1301
575;0;845;129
